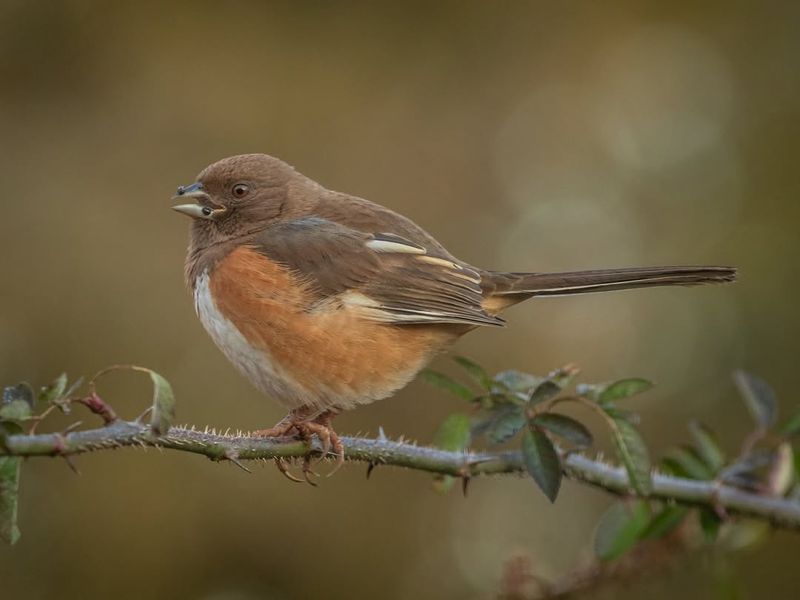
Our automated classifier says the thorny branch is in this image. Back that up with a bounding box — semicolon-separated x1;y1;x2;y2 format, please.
3;419;800;530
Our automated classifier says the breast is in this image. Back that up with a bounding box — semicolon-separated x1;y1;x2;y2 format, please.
194;270;307;408
194;247;454;413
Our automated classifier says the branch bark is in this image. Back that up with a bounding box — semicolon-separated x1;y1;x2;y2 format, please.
3;420;800;529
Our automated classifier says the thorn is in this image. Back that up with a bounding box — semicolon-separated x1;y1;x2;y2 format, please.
224;450;252;474
466;456;494;467
366;462;376;479
62;455;80;475
136;406;153;424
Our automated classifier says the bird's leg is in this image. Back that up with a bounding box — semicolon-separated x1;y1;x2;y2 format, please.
251;408;315;484
312;409;345;476
250;407;343;484
250;412;299;438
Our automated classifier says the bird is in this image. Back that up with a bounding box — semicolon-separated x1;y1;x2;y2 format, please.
173;153;736;483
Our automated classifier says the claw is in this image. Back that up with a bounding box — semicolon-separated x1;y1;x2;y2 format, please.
302;459;319;486
252;408;345;484
275;457;304;483
326;432;346;477
298;421;332;467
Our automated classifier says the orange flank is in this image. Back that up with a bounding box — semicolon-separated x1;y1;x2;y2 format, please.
209;247;456;410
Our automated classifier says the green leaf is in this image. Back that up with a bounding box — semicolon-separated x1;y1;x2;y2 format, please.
452;356;493;390
766;442;794;496
2;383;34;409
688;421;726;473
433;413;472;452
42;375;82;414
599;378;653;403
699;507;722;543
420;369;475;401
38;373;68;405
719;519;770;551
0;458;21;545
528;380;561;407
146;370;175;436
640;505;689;540
493;370;542;393
600;404;640;424
733;370;777;428
0;422;22;451
432;413;472;495
0;400;33;421
484;407;526;444
664;447;714;480
610;418;652;495
594;500;649;561
521;427;562;502
1;421;24;543
432;475;457;493
532;413;593;447
90;365;175;435
1;383;35;421
781;410;800;437
659;457;689;478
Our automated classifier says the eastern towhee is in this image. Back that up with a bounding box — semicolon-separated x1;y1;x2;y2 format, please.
173;153;736;482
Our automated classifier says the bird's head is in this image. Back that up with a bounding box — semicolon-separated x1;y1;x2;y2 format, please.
173;153;306;249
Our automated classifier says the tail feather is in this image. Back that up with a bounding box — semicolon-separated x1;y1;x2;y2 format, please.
491;266;737;297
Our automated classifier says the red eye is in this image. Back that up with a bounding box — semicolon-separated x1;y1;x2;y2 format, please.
232;183;249;198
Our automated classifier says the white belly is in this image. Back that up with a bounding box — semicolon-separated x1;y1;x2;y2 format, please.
193;271;313;410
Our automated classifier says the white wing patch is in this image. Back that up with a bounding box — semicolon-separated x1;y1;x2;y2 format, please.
366;239;426;254
366;233;426;254
356;231;502;327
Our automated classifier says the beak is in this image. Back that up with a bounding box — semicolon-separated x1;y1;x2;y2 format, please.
171;182;213;219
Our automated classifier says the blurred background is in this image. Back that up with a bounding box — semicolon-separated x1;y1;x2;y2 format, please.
1;1;798;598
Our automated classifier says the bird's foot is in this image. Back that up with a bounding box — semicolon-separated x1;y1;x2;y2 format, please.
251;409;343;485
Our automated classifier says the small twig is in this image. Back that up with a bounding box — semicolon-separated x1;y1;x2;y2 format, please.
76;392;118;425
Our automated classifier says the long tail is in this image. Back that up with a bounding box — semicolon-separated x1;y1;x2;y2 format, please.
489;266;737;298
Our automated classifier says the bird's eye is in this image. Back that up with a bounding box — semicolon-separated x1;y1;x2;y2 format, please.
201;206;213;217
232;183;249;198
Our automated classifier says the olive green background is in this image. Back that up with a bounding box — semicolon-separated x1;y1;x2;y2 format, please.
1;2;798;599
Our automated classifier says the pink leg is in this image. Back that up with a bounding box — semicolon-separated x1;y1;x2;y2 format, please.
251;408;344;484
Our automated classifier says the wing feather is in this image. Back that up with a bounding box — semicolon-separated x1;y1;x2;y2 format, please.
249;218;503;327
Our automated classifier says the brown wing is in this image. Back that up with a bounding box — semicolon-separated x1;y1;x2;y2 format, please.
313;190;458;259
249;217;504;328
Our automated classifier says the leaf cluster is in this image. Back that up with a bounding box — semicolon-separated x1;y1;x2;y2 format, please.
0;366;174;545
425;360;799;565
424;358;654;501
